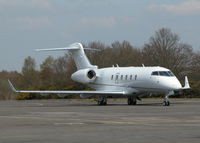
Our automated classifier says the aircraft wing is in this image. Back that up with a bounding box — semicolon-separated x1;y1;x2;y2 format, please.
8;80;125;95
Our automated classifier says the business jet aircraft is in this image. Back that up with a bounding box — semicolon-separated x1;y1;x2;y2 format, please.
9;43;190;106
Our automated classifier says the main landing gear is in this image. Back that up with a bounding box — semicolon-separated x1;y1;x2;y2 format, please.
127;97;137;105
163;91;174;106
97;97;107;105
163;100;170;106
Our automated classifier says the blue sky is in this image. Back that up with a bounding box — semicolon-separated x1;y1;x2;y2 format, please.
0;0;200;71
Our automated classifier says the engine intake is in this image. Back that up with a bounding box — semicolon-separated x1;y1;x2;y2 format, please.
87;70;96;79
71;68;98;84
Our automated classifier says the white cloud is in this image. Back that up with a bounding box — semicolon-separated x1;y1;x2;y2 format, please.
16;16;51;30
30;0;51;9
80;17;116;28
150;0;200;15
0;0;51;9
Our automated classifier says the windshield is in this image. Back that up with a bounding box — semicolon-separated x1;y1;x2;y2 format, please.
151;71;175;77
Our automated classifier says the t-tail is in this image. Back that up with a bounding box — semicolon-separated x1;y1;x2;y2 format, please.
36;43;98;70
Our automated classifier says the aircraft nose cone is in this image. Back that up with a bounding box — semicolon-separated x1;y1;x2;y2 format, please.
169;78;182;90
160;77;182;90
172;82;182;90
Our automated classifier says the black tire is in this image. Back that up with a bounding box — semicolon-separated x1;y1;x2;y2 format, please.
163;101;166;106
132;100;137;105
100;101;104;105
128;98;132;105
163;101;170;106
167;101;170;106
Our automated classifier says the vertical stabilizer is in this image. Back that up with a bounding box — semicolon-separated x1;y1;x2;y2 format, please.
69;43;94;70
36;43;96;70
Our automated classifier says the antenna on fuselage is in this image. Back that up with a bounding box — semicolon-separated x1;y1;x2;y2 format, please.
142;64;145;67
116;64;119;67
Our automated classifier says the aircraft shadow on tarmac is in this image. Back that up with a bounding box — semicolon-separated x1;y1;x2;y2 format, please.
56;101;187;107
21;102;163;107
10;100;187;107
45;102;175;107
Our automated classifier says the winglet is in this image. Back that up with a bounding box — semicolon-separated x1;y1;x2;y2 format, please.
8;80;18;93
182;76;191;89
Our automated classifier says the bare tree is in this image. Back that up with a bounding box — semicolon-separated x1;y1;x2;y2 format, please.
190;52;200;81
142;28;193;77
53;55;70;89
111;41;142;66
21;56;39;89
86;41;141;68
39;56;55;89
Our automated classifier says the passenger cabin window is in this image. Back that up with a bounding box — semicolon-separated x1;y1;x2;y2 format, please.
116;75;119;80
125;75;128;80
151;71;175;77
111;75;113;80
130;75;132;80
121;75;123;80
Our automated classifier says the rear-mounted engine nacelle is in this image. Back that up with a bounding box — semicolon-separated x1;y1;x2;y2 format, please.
87;70;96;80
71;69;97;84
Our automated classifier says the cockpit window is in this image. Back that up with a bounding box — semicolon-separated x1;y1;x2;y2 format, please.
167;71;175;76
151;71;159;76
159;71;170;76
151;71;175;77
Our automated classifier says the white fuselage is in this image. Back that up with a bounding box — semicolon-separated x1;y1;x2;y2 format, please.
72;66;182;96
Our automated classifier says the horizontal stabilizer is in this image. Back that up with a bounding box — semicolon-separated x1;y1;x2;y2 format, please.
36;43;100;52
36;47;80;52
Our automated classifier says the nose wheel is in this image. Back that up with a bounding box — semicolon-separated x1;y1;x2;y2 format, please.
163;91;174;106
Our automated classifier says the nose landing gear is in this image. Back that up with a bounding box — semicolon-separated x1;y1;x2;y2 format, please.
163;91;174;106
